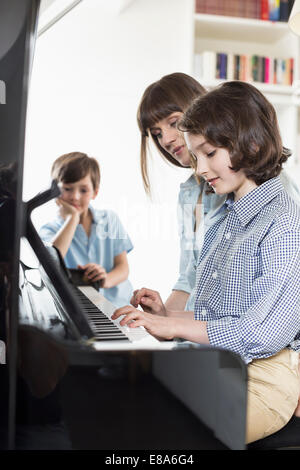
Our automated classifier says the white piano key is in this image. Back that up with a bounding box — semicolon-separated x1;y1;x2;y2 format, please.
77;286;175;350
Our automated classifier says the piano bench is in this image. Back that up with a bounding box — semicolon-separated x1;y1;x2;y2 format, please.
247;416;300;450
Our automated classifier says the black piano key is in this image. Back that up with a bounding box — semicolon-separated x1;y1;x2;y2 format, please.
93;330;127;336
72;286;130;341
91;323;121;329
94;336;128;341
92;326;120;330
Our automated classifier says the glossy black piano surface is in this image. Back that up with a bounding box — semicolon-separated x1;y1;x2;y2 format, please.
0;0;41;450
15;237;247;450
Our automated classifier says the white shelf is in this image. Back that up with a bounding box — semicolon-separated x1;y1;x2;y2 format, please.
195;13;291;43
195;78;300;107
197;78;294;94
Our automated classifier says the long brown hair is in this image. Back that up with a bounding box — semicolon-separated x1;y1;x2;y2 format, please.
137;73;206;194
179;81;291;185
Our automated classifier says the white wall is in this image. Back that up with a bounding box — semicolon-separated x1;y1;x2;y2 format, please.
24;0;194;301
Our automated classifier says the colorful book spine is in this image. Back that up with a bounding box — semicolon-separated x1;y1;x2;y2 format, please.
276;58;283;84
195;0;294;22
216;53;221;79
269;0;280;20
279;0;289;20
194;51;294;86
261;0;269;19
227;53;234;81
251;55;259;81
234;55;240;80
290;58;294;85
273;58;277;84
264;56;270;83
220;53;227;79
240;55;246;81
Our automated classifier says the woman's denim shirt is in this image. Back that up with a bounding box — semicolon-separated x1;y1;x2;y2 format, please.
173;174;224;309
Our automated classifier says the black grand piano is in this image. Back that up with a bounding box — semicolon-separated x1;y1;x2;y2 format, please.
0;0;249;451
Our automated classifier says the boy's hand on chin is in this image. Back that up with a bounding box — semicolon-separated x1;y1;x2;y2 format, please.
56;198;80;220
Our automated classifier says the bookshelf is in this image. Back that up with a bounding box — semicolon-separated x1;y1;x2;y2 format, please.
194;13;290;42
192;10;300;171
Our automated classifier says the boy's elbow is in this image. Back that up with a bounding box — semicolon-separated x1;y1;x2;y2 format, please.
113;252;129;282
52;240;66;259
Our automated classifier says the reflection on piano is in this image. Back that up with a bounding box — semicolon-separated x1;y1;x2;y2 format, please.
0;0;248;451
20;237;175;351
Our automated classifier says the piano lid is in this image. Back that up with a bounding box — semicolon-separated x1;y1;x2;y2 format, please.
0;0;40;450
0;1;28;63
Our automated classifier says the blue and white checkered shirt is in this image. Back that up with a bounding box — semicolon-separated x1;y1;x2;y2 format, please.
194;176;300;364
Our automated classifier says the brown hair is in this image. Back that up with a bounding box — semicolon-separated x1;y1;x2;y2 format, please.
137;73;206;194
179;81;291;185
51;152;100;190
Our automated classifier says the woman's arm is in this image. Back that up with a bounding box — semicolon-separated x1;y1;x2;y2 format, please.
165;290;190;311
103;250;129;288
131;288;189;316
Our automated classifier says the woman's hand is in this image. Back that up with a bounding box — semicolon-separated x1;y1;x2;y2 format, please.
112;305;177;340
78;263;108;286
56;198;80;220
130;288;167;316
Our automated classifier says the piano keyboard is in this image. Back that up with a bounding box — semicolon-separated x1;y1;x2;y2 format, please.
74;286;175;351
72;286;129;341
73;285;153;343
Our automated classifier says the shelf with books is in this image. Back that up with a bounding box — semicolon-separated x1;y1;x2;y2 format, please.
194;13;290;43
194;78;297;109
195;0;295;23
192;6;300;168
193;12;300;91
196;77;294;95
194;52;294;89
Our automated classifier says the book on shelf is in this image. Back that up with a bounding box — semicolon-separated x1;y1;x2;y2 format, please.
195;0;295;22
268;0;280;21
194;51;294;86
261;0;269;19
